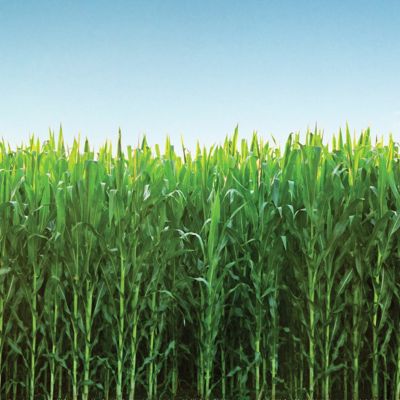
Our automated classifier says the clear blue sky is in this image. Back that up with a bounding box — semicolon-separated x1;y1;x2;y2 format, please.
1;0;399;150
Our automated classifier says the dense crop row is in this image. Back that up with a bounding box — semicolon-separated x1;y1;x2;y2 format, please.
0;128;400;399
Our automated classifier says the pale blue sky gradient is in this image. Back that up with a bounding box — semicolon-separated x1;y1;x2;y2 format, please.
1;0;400;150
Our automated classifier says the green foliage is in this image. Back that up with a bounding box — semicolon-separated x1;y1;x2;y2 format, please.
0;129;399;400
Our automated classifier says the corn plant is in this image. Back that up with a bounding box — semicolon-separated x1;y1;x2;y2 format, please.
0;128;400;399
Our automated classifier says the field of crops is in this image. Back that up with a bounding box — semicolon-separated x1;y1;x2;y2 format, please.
0;128;399;400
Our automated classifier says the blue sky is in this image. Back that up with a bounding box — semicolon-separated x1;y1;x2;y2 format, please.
1;0;399;150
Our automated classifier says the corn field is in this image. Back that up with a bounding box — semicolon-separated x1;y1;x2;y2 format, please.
0;128;400;400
